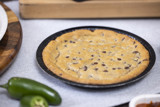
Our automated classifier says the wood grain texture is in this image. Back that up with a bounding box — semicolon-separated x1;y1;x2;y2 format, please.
19;0;160;18
0;2;22;75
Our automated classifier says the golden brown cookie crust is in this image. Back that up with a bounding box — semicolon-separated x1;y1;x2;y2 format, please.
42;29;149;85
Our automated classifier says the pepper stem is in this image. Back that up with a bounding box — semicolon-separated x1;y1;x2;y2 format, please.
0;83;8;89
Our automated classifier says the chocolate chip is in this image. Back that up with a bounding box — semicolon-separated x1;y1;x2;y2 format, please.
94;62;98;65
73;58;76;60
121;54;124;56
72;41;76;43
143;59;148;61
135;45;138;48
98;59;100;61
132;51;139;54
94;68;98;71
59;74;62;76
91;55;94;57
102;64;106;66
117;58;121;61
125;67;129;69
84;66;88;71
117;67;121;69
90;29;94;32
122;38;125;41
66;56;69;58
102;51;106;53
133;41;136;44
64;40;67;42
138;62;141;64
78;52;81;54
70;41;73;43
103;70;108;72
128;64;131;67
112;68;116;70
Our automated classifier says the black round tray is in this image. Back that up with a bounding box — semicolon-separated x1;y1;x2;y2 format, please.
36;26;156;88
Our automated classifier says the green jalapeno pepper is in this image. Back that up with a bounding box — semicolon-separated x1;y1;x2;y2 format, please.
20;95;48;107
0;77;62;105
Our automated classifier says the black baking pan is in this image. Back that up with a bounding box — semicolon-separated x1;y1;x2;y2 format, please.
36;26;156;88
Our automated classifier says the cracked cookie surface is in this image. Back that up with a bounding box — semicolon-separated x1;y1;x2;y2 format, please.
42;29;149;84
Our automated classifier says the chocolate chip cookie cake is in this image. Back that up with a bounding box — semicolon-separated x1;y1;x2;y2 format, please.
42;29;149;85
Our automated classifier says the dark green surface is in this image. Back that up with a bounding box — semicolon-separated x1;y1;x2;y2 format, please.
0;77;62;105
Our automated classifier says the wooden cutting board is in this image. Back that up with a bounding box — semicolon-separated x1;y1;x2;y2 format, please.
0;2;22;75
19;0;160;18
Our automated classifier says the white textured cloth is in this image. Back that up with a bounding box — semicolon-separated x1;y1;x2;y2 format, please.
0;1;160;107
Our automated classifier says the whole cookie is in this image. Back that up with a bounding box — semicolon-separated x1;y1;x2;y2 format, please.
42;29;149;84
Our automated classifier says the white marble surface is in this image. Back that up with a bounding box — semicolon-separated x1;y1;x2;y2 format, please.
0;1;160;107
